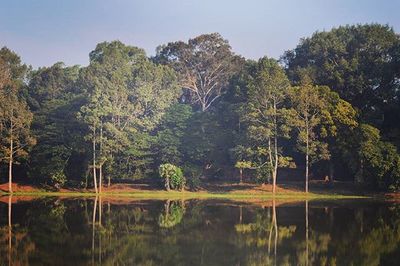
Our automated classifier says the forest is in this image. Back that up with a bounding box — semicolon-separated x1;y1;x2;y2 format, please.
0;23;399;193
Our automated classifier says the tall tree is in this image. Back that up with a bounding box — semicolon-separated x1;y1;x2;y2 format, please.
28;63;84;188
288;77;330;193
246;57;291;193
155;33;241;111
0;48;34;193
155;103;193;165
79;41;181;191
283;24;400;144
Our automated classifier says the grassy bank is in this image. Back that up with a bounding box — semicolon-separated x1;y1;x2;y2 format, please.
0;181;385;200
0;189;370;200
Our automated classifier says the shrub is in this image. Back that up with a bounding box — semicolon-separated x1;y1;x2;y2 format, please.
255;165;271;184
50;171;67;190
183;164;202;190
159;163;185;191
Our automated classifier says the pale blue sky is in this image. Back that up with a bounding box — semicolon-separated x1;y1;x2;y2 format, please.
1;0;399;68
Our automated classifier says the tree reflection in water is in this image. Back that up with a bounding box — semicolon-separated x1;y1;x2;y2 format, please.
0;198;400;265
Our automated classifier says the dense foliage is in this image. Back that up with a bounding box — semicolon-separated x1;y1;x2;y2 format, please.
0;24;399;192
159;163;185;191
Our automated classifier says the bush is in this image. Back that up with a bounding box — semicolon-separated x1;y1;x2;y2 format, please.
50;171;67;190
159;163;185;191
183;164;202;190
255;165;271;184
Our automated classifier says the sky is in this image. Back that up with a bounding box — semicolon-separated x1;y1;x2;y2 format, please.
1;0;399;68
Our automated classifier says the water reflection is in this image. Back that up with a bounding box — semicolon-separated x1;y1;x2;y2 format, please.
1;197;400;265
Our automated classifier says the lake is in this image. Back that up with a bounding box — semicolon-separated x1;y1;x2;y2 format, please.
0;197;399;265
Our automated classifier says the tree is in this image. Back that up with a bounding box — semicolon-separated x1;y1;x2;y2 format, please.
155;104;193;165
342;124;400;190
159;163;185;191
79;41;181;191
288;77;330;193
0;48;34;193
234;161;252;184
246;57;291;193
318;89;358;182
283;24;400;145
79;41;148;192
27;63;84;188
155;33;241;111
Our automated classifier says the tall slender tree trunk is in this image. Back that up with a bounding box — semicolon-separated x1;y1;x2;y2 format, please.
98;164;102;195
273;135;278;194
8;142;13;194
272;101;278;195
239;168;243;184
305;122;309;193
268;138;278;194
99;121;103;194
329;161;334;184
8;118;13;194
99;196;102;227
92;124;98;194
268;138;274;191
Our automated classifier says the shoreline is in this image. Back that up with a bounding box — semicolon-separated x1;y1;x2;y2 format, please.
0;181;396;201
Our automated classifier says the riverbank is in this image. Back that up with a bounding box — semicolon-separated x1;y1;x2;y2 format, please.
0;180;394;200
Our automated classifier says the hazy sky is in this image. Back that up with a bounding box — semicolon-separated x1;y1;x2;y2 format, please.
1;0;399;68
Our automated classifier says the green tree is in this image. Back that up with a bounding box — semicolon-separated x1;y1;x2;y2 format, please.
234;161;252;184
155;104;193;165
0;48;34;193
283;24;400;145
28;62;83;188
343;124;400;190
288;77;330;193
159;163;185;191
246;57;291;193
155;33;241;111
79;41;181;192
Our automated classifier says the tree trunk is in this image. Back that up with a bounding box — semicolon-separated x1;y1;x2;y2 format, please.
201;101;207;112
305;123;309;193
8;144;13;194
8;125;13;194
329;161;334;184
99;121;103;193
272;100;278;195
92;125;98;194
98;168;102;195
268;138;274;191
166;177;170;191
239;168;243;184
99;196;102;227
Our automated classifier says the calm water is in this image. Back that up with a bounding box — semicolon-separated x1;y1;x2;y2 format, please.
0;197;400;266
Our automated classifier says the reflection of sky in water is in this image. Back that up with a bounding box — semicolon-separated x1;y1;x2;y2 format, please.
0;198;399;265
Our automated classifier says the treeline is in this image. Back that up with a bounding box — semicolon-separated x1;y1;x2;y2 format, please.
0;24;399;192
